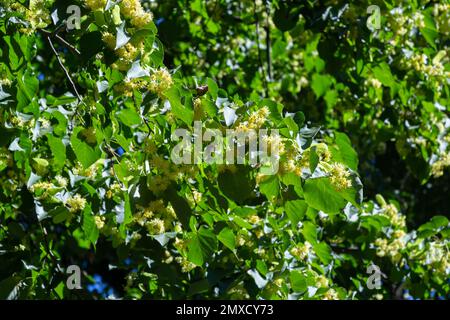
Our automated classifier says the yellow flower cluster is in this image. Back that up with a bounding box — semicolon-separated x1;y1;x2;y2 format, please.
55;175;68;188
433;3;450;35
116;42;143;62
135;199;178;235
147;155;195;193
29;181;54;194
299;143;331;169
193;98;205;120
227;283;250;299
148;68;173;96
11;0;51;34
94;215;106;229
102;32;116;49
119;0;153;28
323;288;339;300
247;215;262;225
427;243;449;275
328;163;352;191
0;148;12;169
374;234;406;264
262;134;285;155
106;182;122;199
404;52;448;79
114;78;148;97
146;218;165;235
383;203;406;228
73;161;102;179
66;194;87;213
102;32;145;70
175;256;197;273
235;106;270;135
290;241;311;261
315;275;329;288
430;153;450;178
365;77;382;89
84;0;107;11
0;77;12;87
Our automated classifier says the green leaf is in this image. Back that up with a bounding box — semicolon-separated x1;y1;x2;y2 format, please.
285;200;307;226
164;185;192;228
47;135;66;170
420;13;438;49
116;108;142;128
332;132;358;171
17;70;38;110
290;270;307;293
187;226;218;266
218;166;255;204
164;86;193;126
259;175;279;200
313;242;332;264
217;227;235;250
303;178;347;214
309;146;319;173
82;207;99;245
70;127;102;168
311;74;332;98
302;221;318;245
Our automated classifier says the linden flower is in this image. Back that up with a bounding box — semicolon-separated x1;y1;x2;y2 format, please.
262;134;285;155
0;78;12;87
102;32;116;50
329;163;352;191
323;288;339;300
175;256;196;273
23;0;51;32
29;181;54;193
66;194;87;213
94;216;105;229
290;241;311;261
148;68;173;95
116;42;142;62
248;107;269;129
84;0;107;11
431;154;450;178
55;175;68;188
146;218;165;235
248;215;261;225
315;275;329;288
192;191;203;203
365;77;382;89
174;238;188;251
130;11;153;28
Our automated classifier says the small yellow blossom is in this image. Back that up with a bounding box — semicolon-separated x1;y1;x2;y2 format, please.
329;163;352;191
323;288;339;300
66;194;87;213
94;215;105;229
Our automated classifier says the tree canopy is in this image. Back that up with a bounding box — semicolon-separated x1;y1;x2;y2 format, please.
0;0;448;300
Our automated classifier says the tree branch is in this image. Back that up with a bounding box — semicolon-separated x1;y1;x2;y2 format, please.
46;35;82;102
264;0;272;81
253;2;268;97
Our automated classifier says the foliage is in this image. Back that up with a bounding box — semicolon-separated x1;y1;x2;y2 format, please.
153;0;450;225
0;0;448;300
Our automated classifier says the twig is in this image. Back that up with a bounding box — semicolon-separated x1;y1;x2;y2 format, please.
264;0;273;81
55;34;81;55
46;35;83;103
253;1;268;97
